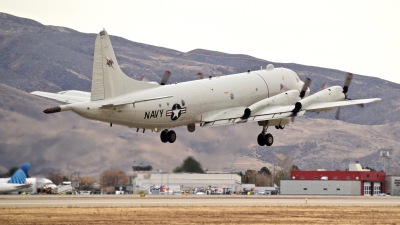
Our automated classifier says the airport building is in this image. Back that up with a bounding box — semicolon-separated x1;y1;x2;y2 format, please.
281;162;387;196
385;175;400;196
126;172;242;194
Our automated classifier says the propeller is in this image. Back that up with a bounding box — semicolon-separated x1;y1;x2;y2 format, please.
321;82;331;90
334;73;363;120
343;72;353;99
140;70;172;85
290;78;312;122
140;76;149;82
160;70;171;85
197;72;204;80
299;78;311;99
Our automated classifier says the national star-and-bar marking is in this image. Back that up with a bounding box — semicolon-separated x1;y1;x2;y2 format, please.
166;107;186;120
105;57;114;69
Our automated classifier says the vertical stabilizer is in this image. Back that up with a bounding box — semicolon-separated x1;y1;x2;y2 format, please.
90;30;157;101
8;163;30;184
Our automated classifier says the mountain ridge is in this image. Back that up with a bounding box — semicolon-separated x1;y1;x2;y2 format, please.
0;12;398;176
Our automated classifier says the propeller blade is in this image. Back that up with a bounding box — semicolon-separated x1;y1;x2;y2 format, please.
299;78;311;99
140;76;150;82
321;82;331;90
343;73;353;94
197;72;204;80
335;107;341;120
160;70;171;85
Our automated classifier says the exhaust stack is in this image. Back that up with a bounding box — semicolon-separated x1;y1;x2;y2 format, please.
43;105;71;114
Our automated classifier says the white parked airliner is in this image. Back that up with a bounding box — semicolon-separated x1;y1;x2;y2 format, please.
0;163;31;193
32;30;381;146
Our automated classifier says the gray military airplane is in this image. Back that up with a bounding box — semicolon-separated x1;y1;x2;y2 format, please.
32;30;381;146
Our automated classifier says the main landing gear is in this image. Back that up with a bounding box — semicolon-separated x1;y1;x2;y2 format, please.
160;129;176;143
257;124;274;146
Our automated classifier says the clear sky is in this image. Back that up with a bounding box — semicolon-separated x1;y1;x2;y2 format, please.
2;0;400;83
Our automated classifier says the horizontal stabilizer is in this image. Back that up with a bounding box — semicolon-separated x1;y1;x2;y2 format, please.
31;90;90;103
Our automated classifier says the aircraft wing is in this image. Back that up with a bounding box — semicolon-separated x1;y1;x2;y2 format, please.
31;90;90;103
304;98;381;112
202;107;247;127
202;105;305;127
202;98;380;127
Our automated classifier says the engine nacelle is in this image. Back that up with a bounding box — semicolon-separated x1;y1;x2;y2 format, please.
293;86;345;113
242;90;300;119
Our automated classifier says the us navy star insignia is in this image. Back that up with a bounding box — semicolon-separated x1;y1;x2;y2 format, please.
105;57;114;69
166;103;186;121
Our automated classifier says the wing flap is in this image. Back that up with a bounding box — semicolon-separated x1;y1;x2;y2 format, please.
202;107;246;127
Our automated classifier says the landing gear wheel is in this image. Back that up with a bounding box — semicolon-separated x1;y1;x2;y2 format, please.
160;130;168;143
275;126;280;129
167;130;176;143
257;133;265;146
265;133;274;146
278;125;285;129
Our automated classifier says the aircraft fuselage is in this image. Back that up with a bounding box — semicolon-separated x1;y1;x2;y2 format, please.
71;68;304;130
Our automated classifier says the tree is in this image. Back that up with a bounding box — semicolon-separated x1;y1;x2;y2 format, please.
291;165;300;171
8;167;19;177
173;156;204;173
274;154;295;186
62;176;70;181
259;167;271;175
236;171;245;183
100;170;129;188
46;172;64;185
80;176;98;190
363;166;375;171
0;166;19;178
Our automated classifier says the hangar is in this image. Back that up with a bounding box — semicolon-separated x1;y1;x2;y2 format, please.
126;172;242;194
281;162;386;196
386;175;400;196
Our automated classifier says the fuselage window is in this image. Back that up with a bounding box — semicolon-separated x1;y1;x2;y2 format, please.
181;100;185;106
159;104;161;107
167;103;169;106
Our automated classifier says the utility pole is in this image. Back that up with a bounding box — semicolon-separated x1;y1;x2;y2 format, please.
167;173;169;195
272;164;275;187
380;150;391;175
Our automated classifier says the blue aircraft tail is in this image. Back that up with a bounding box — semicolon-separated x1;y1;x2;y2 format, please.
7;163;30;184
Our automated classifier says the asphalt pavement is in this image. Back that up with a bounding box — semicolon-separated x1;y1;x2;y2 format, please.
0;195;399;208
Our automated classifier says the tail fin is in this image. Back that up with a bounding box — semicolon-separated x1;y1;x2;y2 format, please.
90;29;157;101
7;163;30;184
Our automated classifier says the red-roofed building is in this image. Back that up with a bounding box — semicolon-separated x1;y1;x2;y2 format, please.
281;162;386;196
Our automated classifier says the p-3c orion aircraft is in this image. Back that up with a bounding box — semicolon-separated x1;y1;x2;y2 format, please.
32;30;381;146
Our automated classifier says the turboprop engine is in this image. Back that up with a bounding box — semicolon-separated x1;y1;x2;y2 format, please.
242;90;301;119
291;73;354;117
291;86;345;115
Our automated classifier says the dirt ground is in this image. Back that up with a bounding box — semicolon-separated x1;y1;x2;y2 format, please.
1;206;400;224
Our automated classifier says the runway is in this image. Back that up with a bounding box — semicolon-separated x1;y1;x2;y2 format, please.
1;195;399;208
